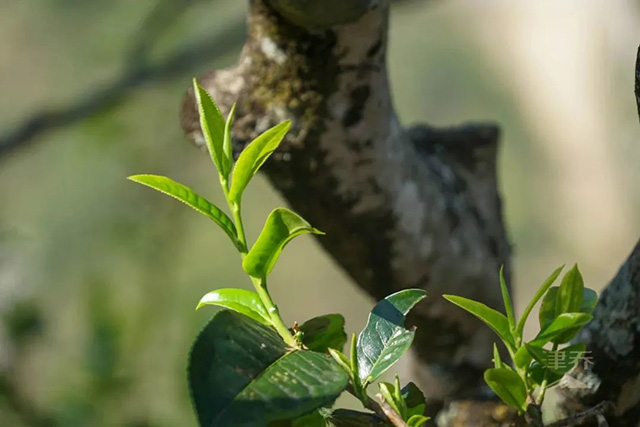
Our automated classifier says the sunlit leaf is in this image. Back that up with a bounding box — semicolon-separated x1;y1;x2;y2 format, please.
499;266;516;332
193;79;231;178
243;208;323;278
443;295;515;349
196;288;271;326
515;265;564;337
127;175;238;249
229;121;291;204
529;313;593;346
557;264;584;314
407;415;430;427
484;368;527;412
524;343;586;375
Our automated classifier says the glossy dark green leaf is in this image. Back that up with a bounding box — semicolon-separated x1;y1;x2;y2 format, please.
524;343;586;375
443;295;515;349
299;314;347;353
515;265;564;337
357;289;427;385
499;266;516;332
484;368;527;412
189;310;349;427
529;313;593;346
243;208;323;278
229;121;291;203
128;175;238;248
196;288;272;326
193;79;231;178
401;382;426;419
557;265;584;314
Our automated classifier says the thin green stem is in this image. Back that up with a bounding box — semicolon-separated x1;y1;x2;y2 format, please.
220;181;297;348
536;343;558;405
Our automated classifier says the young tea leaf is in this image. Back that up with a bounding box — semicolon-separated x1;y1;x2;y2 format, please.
529;313;593;346
557;264;584;314
514;345;533;370
443;295;515;349
493;343;503;369
357;289;427;385
407;415;431;427
539;286;561;330
499;266;516;332
515;265;564;337
127;175;239;249
378;382;402;417
484;368;528;412
243;208;323;278
299;314;347;353
223;102;236;170
193;79;231;178
189;310;349;426
196;288;272;326
229;121;291;204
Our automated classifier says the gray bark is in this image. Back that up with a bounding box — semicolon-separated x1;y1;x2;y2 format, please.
180;1;639;424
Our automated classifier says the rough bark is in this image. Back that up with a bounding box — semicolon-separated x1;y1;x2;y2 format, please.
180;1;640;424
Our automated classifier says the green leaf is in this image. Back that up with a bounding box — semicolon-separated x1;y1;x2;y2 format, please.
499;266;516;333
514;345;533;370
196;288;272;326
243;208;323;278
515;265;564;337
443;295;515;349
538;286;559;330
407;415;431;427
327;348;352;378
528;361;563;388
357;289;427;385
557;265;584;314
127;175;238;248
299;314;347;353
401;382;426;419
223;102;237;169
493;343;503;369
229;121;291;203
193;79;231;178
378;382;402;417
580;288;598;314
529;313;593;346
484;368;527;412
525;343;586;375
189;310;349;427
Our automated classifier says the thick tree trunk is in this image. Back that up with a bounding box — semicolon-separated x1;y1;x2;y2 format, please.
181;1;639;424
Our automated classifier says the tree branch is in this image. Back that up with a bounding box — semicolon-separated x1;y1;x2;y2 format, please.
181;0;510;404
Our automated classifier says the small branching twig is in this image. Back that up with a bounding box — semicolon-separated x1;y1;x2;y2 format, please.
546;402;614;427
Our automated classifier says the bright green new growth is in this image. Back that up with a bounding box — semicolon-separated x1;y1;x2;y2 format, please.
445;264;598;417
130;82;431;426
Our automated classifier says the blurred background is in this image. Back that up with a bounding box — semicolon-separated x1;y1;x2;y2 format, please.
0;0;638;425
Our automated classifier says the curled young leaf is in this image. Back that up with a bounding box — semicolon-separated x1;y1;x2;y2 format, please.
243;208;323;278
